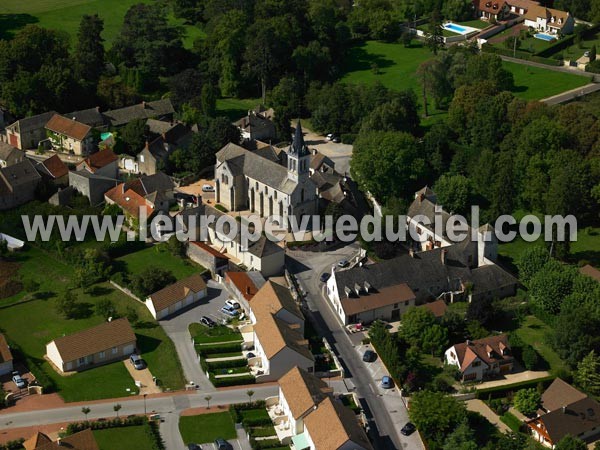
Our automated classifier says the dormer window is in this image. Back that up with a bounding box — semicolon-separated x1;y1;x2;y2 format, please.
354;283;362;296
364;281;371;293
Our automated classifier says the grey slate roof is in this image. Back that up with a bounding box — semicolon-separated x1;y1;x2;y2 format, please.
139;172;174;195
0;142;22;161
103;99;175;127
64;107;106;127
0;159;41;190
290;120;309;157
9;111;57;133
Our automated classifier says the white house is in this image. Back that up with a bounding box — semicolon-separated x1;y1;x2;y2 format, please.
445;334;514;381
0;333;14;376
523;5;574;34
145;273;207;320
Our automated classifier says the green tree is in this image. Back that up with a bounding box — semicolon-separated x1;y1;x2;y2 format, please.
529;260;576;315
168;69;203;109
574;350;600;396
96;299;116;320
422;324;449;357
555;435;588;450
426;9;444;55
125;306;139;326
166;235;186;258
271;77;302;141
434;174;471;215
119;119;148;155
200;83;217;117
522;345;540;370
443;418;478;450
81;407;91;419
131;267;176;297
73;14;105;87
466;296;496;328
513;388;541;416
409;391;467;445
113;403;122;418
399;307;437;347
56;291;78;319
516;246;550;284
442;0;473;21
552;307;600;368
360;93;420;134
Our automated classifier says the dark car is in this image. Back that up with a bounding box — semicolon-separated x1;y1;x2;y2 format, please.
187;444;202;450
200;316;215;327
214;438;232;450
401;422;416;436
246;352;256;359
332;136;341;143
130;354;147;370
362;350;377;362
381;375;393;389
320;273;331;282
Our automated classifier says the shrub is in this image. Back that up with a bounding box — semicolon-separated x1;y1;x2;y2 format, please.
522;345;540;370
341;134;356;144
0;438;25;450
242;417;273;428
67;416;146;434
199;343;243;356
212;375;256;387
206;358;248;370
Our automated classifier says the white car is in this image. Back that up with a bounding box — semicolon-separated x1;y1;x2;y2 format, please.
202;184;215;192
225;299;241;309
326;133;334;141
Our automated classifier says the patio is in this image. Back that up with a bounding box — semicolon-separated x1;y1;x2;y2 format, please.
265;396;294;443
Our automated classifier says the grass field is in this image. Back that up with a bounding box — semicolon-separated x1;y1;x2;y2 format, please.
515;315;568;374
190;323;242;345
216;98;262;121
179;412;237;445
0;246;185;401
94;424;158;450
500;412;522;433
116;244;205;280
0;0;204;48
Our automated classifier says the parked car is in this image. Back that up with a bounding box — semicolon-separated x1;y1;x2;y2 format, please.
202;184;215;192
381;375;394;389
221;305;239;317
362;350;376;362
326;133;334;141
200;316;216;327
401;422;416;436
12;371;26;389
585;51;591;57
332;136;341;143
320;273;331;282
130;354;147;370
214;438;232;450
246;352;256;359
175;192;197;203
187;444;202;450
338;259;349;268
225;299;241;309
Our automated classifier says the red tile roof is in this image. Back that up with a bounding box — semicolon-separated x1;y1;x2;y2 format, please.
226;271;259;302
105;183;154;219
45;114;91;141
41;155;69;179
579;264;600;282
78;149;118;173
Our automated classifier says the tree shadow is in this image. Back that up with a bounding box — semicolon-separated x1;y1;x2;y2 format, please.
135;321;158;329
72;302;93;319
34;291;56;301
136;333;162;353
87;286;114;297
511;85;528;94
571;250;600;267
343;44;396;73
468;411;501;446
0;14;39;40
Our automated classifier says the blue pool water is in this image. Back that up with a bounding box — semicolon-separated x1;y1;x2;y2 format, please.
444;23;467;34
534;33;556;41
100;132;113;141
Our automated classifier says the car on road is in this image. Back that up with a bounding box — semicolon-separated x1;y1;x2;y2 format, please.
214;438;232;450
362;350;377;362
187;444;202;450
202;184;215;192
221;305;240;317
130;354;147;370
225;299;241;309
381;375;394;389
319;273;331;282
200;316;216;327
401;422;416;436
12;371;26;389
338;259;349;268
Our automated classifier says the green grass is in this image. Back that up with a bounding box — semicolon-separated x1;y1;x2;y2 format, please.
560;33;600;61
500;412;523;433
455;19;489;29
206;351;243;359
179;412;237;444
190;323;242;345
503;61;591;100
515;315;568;374
216;98;262;121
240;408;270;421
116;244;205;281
0;246;185;401
93;424;158;450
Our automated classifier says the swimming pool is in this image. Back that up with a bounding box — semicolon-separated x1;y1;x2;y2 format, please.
534;33;557;42
442;22;481;36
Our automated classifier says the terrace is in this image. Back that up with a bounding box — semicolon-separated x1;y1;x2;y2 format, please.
265;395;294;443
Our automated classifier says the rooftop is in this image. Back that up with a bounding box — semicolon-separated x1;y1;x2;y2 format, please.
278;366;332;420
45;114;92;141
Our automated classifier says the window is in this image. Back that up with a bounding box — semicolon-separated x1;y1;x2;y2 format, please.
140;155;144;162
393;303;399;309
472;360;481;367
78;357;85;365
99;351;105;359
111;347;118;355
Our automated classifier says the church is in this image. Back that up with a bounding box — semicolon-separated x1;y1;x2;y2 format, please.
214;121;318;224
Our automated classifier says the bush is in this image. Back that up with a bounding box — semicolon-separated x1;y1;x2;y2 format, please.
0;438;25;450
206;358;248;370
341;134;356;144
199;343;243;356
67;416;146;434
242;417;273;428
522;345;540;370
249;438;282;449
212;375;256;387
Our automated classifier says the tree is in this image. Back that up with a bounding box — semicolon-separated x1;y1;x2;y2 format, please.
574;351;600;396
205;395;212;409
82;407;91;420
552;307;600;368
73;14;105;87
168;68;203;109
399;307;437;347
131;267;176;297
529;260;575;315
113;404;122;418
125;306;139;326
56;291;78;319
96;299;116;320
422;324;449;357
200;83;217;117
166;235;185;258
555;435;588;450
426;9;444;55
516;246;550;285
96;76;140;110
504;36;521;54
246;389;254;403
360;93;420;134
434;174;471;215
119;119;148;155
522;346;540;370
443;418;478;450
409;391;467;445
513;388;541;417
271;77;303;141
466;297;496;328
442;0;473;22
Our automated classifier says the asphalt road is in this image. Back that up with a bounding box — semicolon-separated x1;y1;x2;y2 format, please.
286;243;423;450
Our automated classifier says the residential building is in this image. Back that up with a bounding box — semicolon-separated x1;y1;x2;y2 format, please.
76;148;118;178
418;299;448;319
269;366;373;449
527;379;600;448
65;107;106;128
234;108;277;142
36;154;69;185
444;334;514;381
24;429;99;450
0;159;42;210
134;120;193;175
45;114;94;155
224;271;266;311
474;0;510;21
45;318;137;373
0;142;24;168
187;241;230;277
145;273;208;319
69;170;118;206
5;111;57;150
102;99;175;128
523;4;574;34
215;121;318;224
0;332;14;376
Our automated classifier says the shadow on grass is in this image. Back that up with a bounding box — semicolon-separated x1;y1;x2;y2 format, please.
72;302;93;319
87;286;114;297
135;321;158;329
343;44;396;73
571;249;600;267
136;333;163;353
0;14;38;40
468;411;502;446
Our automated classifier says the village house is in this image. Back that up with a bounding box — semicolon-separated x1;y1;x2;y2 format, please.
76;148;119;178
523;4;574;34
444;334;514;381
45;114;95;156
102;99;175;128
0;142;24;168
527;379;600;448
24;429;99;450
69;170;118;206
145;273;207;320
0;333;14;376
234;107;277;142
5;111;56;150
0;159;42;210
36;154;69;186
45;318;137;373
187;241;230;277
65;106;106;128
473;0;510;21
133;120;193;175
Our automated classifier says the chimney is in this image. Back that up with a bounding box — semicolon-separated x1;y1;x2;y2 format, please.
441;249;448;265
409;248;414;258
466;340;471;346
57;438;62;446
246;286;251;295
562;406;567;413
96;106;101;112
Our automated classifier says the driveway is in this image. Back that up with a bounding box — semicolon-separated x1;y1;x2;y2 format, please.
159;280;233;392
466;399;510;434
302;128;353;176
470;370;550;390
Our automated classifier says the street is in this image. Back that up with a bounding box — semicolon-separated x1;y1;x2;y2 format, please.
286;243;423;450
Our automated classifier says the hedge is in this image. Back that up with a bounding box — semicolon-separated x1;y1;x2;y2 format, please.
211;375;256;387
67;416;146;434
248;438;283;450
242;417;273;428
481;43;562;66
341;134;356;144
229;401;267;423
475;376;555;399
0;439;25;450
206;358;248;370
534;34;576;58
198;343;243;356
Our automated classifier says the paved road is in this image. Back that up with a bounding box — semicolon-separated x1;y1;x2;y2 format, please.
540;83;600;105
159;280;231;392
302;128;353;176
286;244;423;450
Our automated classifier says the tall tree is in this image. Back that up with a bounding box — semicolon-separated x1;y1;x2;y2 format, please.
574;351;600;396
426;9;444;55
443;419;478;450
409;391;467;446
73;14;105;87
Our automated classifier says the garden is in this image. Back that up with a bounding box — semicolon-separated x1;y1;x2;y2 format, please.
230;401;286;450
179;411;237;445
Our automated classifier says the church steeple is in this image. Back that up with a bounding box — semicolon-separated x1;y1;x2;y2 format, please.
287;120;310;182
290;120;309;156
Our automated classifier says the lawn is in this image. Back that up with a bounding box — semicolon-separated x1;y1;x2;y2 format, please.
515;315;568;375
0;246;185;401
116;244;205;281
500;412;522;433
216;98;262;121
455;19;489;29
93;424;158;450
560;32;600;61
190;323;242;345
179;412;237;444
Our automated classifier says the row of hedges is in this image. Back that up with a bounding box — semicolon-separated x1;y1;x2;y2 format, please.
475;376;555;399
242;417;272;428
248;438;283;449
211;375;256;387
206;358;248;370
481;43;562;66
229;401;267;423
0;439;24;450
198;343;243;356
67;416;146;433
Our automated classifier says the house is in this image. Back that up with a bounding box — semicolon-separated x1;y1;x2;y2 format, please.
187;241;230;277
135;120;193;175
507;0;539;16
224;271;266;311
145;273;207;319
270;366;373;449
102;99;175;128
444;334;514;381
45;114;94;156
473;0;510;21
45;318;137;373
418;299;448;319
249;281;313;382
69;170;118;206
234;108;277;142
24;429;99;450
0;142;24;168
76;148;118;178
5;111;57;150
215;121;318;224
0;159;42;210
0;333;14;376
312;170;367;219
580;264;600;283
36;154;69;185
527;379;600;448
65;107;106;128
523;4;574;34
